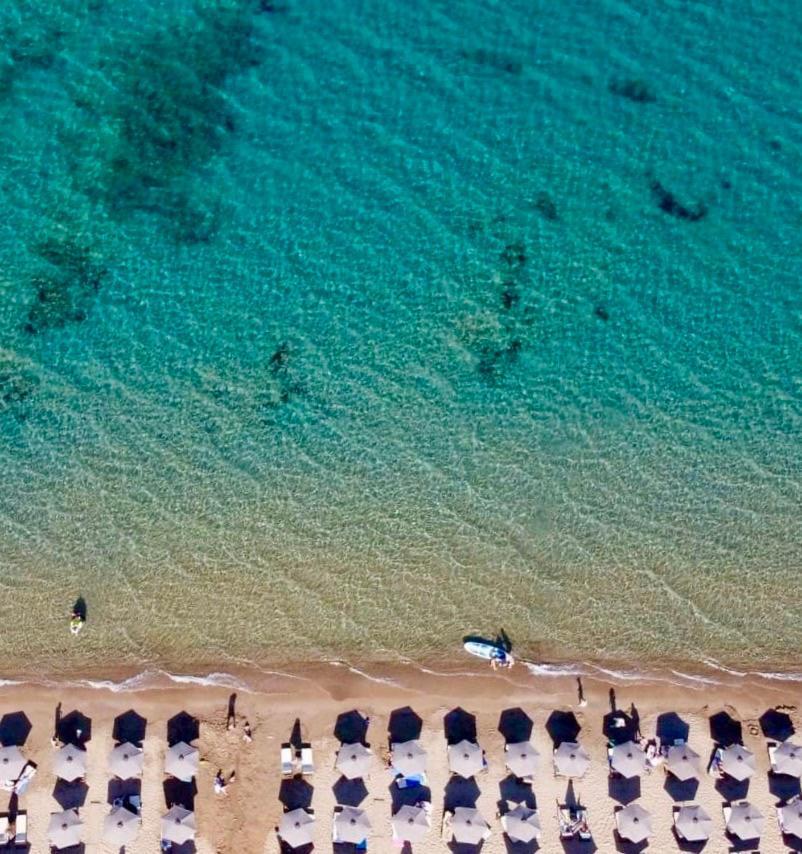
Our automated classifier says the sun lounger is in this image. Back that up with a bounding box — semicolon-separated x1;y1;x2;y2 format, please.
14;763;36;796
768;742;778;772
301;745;314;776
14;811;27;845
281;745;295;777
558;805;590;839
396;773;427;788
0;816;9;844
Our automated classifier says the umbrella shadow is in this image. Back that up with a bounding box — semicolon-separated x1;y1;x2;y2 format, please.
389;779;431;812
167;712;199;747
57;711;91;747
499;709;533;744
499;774;536;809
608;775;640;805
603;711;635;746
163;778;197;810
769;771;801;801
107;777;141;806
278;842;312;854
656;712;690;746
52;779;88;810
663;774;699;802
672;827;708;853
448;840;488;854
761;708;795;741
113;710;147;747
334;711;369;746
444;709;477;746
0;712;31;746
714;774;748;801
444;776;480;812
546;712;580;747
725;829;761;852
503;836;539;854
613;830;648;854
288;719;304;751
332;776;367;807
782;832;802;852
560;837;597;854
51;845;85;854
389;707;422;744
279;777;313;811
709;711;742;748
168;844;196;854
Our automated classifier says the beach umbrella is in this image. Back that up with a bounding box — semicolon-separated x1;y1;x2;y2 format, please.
675;805;713;841
501;803;541;842
161;806;195;845
666;743;701;781
391;739;427;778
726;801;764;840
103;806;141;846
505;741;540;779
279;808;315;848
773;742;802;777
616;803;652;844
48;809;83;849
335;742;373;779
720;744;756;781
164;741;199;782
448;739;484;778
109;741;144;778
779;801;802;838
333;806;371;844
391;804;430;843
610;740;647;778
0;746;25;781
554;741;590;778
54;743;86;781
451;807;490;845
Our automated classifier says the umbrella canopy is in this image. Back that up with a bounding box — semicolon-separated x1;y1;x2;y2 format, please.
448;739;484;778
333;806;371;843
279;808;315;848
391;740;427;778
451;807;490;845
103;807;141;846
501;804;541;842
164;741;199;782
48;809;83;850
774;742;802;778
610;741;647;778
779;801;802;839
335;742;373;779
726;801;764;840
161;806;195;845
675;805;713;841
666;743;701;781
720;744;756;781
391;805;430;843
554;741;590;778
616;803;652;843
505;741;540;779
0;746;25;781
109;742;144;778
54;744;87;781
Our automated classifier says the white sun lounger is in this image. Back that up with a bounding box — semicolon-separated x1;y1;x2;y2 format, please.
301;746;314;776
281;745;295;777
14;812;27;845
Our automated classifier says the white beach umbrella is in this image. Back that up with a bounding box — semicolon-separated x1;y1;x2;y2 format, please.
616;803;652;843
335;742;373;779
391;740;427;778
333;806;371;844
0;746;25;781
720;744;756;781
54;743;86;781
773;742;802;777
448;739;484;778
391;804;430;843
161;806;196;845
103;806;141;846
675;805;713;841
726;801;763;840
451;807;490;845
279;808;315;848
164;741;199;782
48;809;83;849
505;741;540;779
610;741;647;778
666;743;701;781
109;741;144;778
501;804;541;842
553;741;590;778
779;801;802;838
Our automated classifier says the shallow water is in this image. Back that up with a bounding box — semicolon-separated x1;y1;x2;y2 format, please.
0;0;800;677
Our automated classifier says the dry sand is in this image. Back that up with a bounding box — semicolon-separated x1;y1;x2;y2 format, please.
2;661;802;853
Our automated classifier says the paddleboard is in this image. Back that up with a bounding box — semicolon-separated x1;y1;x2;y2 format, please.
463;640;512;664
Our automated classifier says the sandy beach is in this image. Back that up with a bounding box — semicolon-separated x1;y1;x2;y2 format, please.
0;660;801;852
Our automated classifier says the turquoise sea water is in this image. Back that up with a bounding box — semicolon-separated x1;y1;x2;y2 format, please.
0;0;800;676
